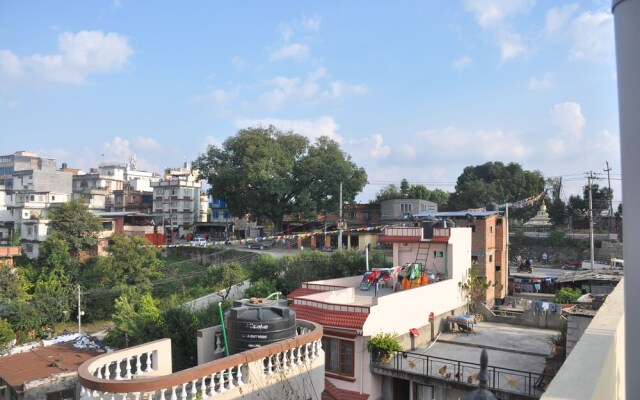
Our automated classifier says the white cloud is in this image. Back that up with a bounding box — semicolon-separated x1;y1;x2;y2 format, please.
402;144;416;158
568;10;614;61
368;134;391;159
463;0;535;28
416;126;530;162
545;3;579;34
546;137;567;157
591;129;619;154
301;15;322;32
549;102;585;140
259;67;366;107
452;55;473;71
495;28;526;62
279;24;294;42
134;137;163;153
324;81;368;98
103;136;132;160
463;0;533;62
0;50;24;81
270;43;309;62
528;72;554;90
235;116;342;143
4;30;132;84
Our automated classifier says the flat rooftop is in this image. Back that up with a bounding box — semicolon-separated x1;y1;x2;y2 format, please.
0;342;101;389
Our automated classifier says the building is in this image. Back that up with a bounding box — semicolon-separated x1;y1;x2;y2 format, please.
379;198;437;224
409;211;508;306
151;163;207;241
0;151;72;258
0;338;101;400
287;225;471;399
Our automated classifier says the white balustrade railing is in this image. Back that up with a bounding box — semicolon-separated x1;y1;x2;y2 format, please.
78;320;323;400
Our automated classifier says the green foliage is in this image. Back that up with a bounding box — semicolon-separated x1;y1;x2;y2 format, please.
243;278;279;299
366;332;403;354
0;264;29;302
206;262;247;300
11;227;20;246
0;319;15;348
568;184;614;227
47;199;103;257
547;230;567;247
548;322;567;359
554;287;582;304
460;267;492;304
192;126;368;233
37;233;78;283
105;292;163;349
373;179;451;205
94;233;163;293
5;301;44;342
548;197;568;226
32;277;74;327
449;162;544;211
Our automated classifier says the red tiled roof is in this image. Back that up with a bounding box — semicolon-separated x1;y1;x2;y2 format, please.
322;379;369;400
377;235;421;243
290;304;368;330
431;236;449;243
0;342;101;389
287;287;325;299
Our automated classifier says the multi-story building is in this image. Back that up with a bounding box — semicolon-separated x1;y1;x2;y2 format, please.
0;151;72;258
151;163;207;241
72;163;126;211
411;211;508;306
288;225;471;399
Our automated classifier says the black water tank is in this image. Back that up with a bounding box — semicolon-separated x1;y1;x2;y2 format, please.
422;220;438;239
225;299;297;355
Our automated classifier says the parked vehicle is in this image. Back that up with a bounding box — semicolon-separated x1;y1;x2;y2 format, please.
247;240;274;250
562;261;583;270
190;238;207;246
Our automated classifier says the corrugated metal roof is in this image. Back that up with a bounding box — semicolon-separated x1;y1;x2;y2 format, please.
414;211;501;218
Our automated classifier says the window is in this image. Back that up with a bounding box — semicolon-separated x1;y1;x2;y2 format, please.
322;337;354;377
363;211;371;220
401;203;412;213
495;265;501;272
489;255;493;262
27;227;33;236
212;210;219;219
26;244;33;253
472;256;478;264
490;226;493;233
349;211;356;220
433;251;444;258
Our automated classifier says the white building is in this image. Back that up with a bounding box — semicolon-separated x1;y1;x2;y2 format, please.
151;163;207;240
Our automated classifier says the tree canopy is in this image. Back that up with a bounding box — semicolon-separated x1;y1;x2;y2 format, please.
373;179;451;205
192;126;368;233
449;162;545;210
47;199;103;257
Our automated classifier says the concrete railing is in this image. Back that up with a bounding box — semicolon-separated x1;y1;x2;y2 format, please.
78;320;324;400
541;279;625;400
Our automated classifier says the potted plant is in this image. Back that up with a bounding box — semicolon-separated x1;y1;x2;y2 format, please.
367;332;403;363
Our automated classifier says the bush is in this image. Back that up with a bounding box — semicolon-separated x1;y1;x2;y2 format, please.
366;332;403;356
554;287;582;304
0;319;15;348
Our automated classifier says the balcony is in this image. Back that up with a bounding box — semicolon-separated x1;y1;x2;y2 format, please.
78;320;324;399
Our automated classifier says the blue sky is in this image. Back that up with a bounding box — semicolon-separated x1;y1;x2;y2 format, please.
0;0;621;204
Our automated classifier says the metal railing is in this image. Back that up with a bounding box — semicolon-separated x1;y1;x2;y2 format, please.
372;351;549;397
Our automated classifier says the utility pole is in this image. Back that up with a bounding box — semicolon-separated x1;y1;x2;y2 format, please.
587;172;595;294
338;182;343;250
604;161;614;234
77;285;82;334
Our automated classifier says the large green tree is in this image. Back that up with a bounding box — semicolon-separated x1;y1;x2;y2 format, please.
47;199;103;257
373;180;451;205
567;184;613;228
192;126;368;234
449;162;545;210
93;233;162;293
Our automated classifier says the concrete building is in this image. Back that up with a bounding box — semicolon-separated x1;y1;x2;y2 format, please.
379;198;437;224
287;225;471;399
151;163;207;241
0;151;72;258
395;211;508;307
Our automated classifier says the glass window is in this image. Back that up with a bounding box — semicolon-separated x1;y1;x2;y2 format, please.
322;337;354;377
